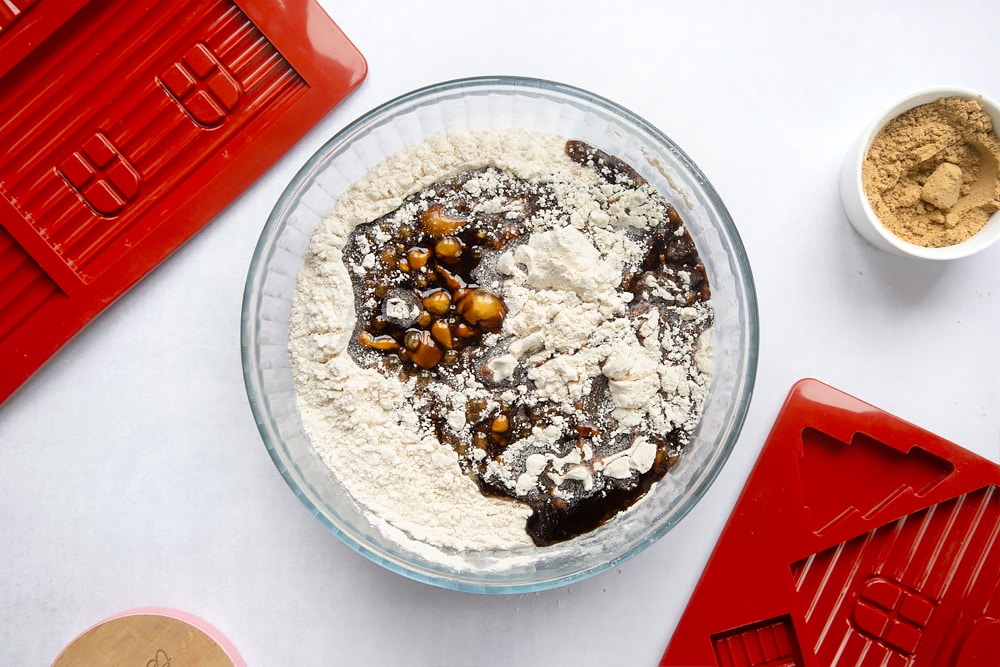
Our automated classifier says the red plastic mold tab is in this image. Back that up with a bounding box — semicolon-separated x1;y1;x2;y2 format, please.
661;379;1000;667
0;0;367;405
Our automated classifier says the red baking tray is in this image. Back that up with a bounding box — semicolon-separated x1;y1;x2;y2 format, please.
0;0;366;404
661;379;1000;667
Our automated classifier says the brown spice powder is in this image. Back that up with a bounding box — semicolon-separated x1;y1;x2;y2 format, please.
862;96;1000;248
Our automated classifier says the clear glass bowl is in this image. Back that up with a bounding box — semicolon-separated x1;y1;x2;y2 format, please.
241;76;758;593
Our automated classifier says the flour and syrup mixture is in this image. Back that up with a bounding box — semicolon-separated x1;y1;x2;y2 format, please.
289;129;713;557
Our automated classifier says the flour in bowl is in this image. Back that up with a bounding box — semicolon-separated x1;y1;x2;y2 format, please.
288;128;713;555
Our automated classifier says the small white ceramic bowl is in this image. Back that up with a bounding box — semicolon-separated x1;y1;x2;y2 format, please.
840;86;1000;260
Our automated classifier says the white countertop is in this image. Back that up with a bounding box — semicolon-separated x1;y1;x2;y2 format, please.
3;1;1000;665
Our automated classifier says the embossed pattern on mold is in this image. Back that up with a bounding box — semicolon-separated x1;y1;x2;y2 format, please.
159;42;243;128
799;428;953;535
792;485;1000;666
711;616;803;667
58;132;141;217
852;577;935;655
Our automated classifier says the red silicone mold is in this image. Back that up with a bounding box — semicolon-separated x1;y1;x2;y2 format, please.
661;379;1000;667
0;0;366;404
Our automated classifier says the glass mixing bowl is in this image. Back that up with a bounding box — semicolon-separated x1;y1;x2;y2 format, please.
241;76;758;593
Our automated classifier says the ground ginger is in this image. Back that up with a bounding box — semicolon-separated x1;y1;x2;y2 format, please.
862;96;1000;247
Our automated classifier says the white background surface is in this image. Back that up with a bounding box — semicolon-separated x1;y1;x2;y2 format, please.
3;1;1000;665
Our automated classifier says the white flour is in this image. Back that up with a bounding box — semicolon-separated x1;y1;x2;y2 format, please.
288;128;712;558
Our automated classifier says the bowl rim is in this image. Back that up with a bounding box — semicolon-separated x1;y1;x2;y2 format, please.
241;75;759;593
845;85;1000;260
